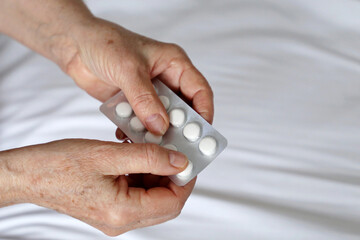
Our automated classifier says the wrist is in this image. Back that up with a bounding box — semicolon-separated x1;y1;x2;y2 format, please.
0;0;96;72
0;149;26;207
43;12;97;72
47;17;95;71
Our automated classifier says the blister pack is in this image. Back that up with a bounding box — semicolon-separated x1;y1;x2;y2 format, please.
100;79;227;186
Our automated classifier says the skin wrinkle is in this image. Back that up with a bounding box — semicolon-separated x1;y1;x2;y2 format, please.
114;176;123;203
192;88;214;122
150;53;163;78
172;57;190;87
102;47;118;85
178;65;196;94
0;0;211;235
132;92;158;118
64;52;81;79
5;140;193;234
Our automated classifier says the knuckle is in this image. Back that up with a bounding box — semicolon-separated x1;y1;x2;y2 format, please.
166;43;191;64
123;58;138;70
119;55;139;71
168;43;186;55
208;86;214;99
105;211;122;226
105;209;132;227
165;199;184;217
174;201;184;215
103;229;121;237
166;50;192;71
132;92;154;111
117;58;148;83
144;143;162;171
167;207;182;221
170;210;182;220
169;57;191;72
103;229;128;237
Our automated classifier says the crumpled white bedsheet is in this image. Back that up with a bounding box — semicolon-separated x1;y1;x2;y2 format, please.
1;0;360;239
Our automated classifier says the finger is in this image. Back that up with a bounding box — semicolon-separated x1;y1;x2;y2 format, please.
159;64;214;124
88;178;196;237
151;44;214;124
97;143;189;176
168;176;197;200
98;211;179;237
179;68;214;124
121;68;169;135
126;177;196;221
112;211;180;236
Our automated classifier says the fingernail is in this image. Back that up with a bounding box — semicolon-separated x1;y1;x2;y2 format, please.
169;151;188;168
145;114;166;135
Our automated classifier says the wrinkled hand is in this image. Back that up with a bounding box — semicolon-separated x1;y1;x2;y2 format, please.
0;1;211;237
5;139;194;236
65;18;214;136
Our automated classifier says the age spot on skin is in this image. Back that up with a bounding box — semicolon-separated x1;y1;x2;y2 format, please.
107;39;114;44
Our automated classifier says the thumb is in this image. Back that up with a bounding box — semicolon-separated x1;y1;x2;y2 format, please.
121;71;169;135
100;143;189;176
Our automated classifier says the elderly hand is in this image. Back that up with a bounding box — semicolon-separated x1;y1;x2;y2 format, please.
0;1;214;133
0;0;211;235
0;139;194;236
65;18;214;136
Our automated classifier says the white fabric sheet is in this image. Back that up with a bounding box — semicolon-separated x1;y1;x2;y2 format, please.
1;0;360;239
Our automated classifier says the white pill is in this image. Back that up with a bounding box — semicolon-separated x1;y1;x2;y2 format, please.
169;108;186;127
115;102;132;118
159;95;170;110
163;144;177;151
130;116;145;132
183;122;201;142
199;136;217;156
177;160;193;179
144;131;163;144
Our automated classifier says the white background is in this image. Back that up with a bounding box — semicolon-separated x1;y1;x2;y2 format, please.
1;0;360;239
